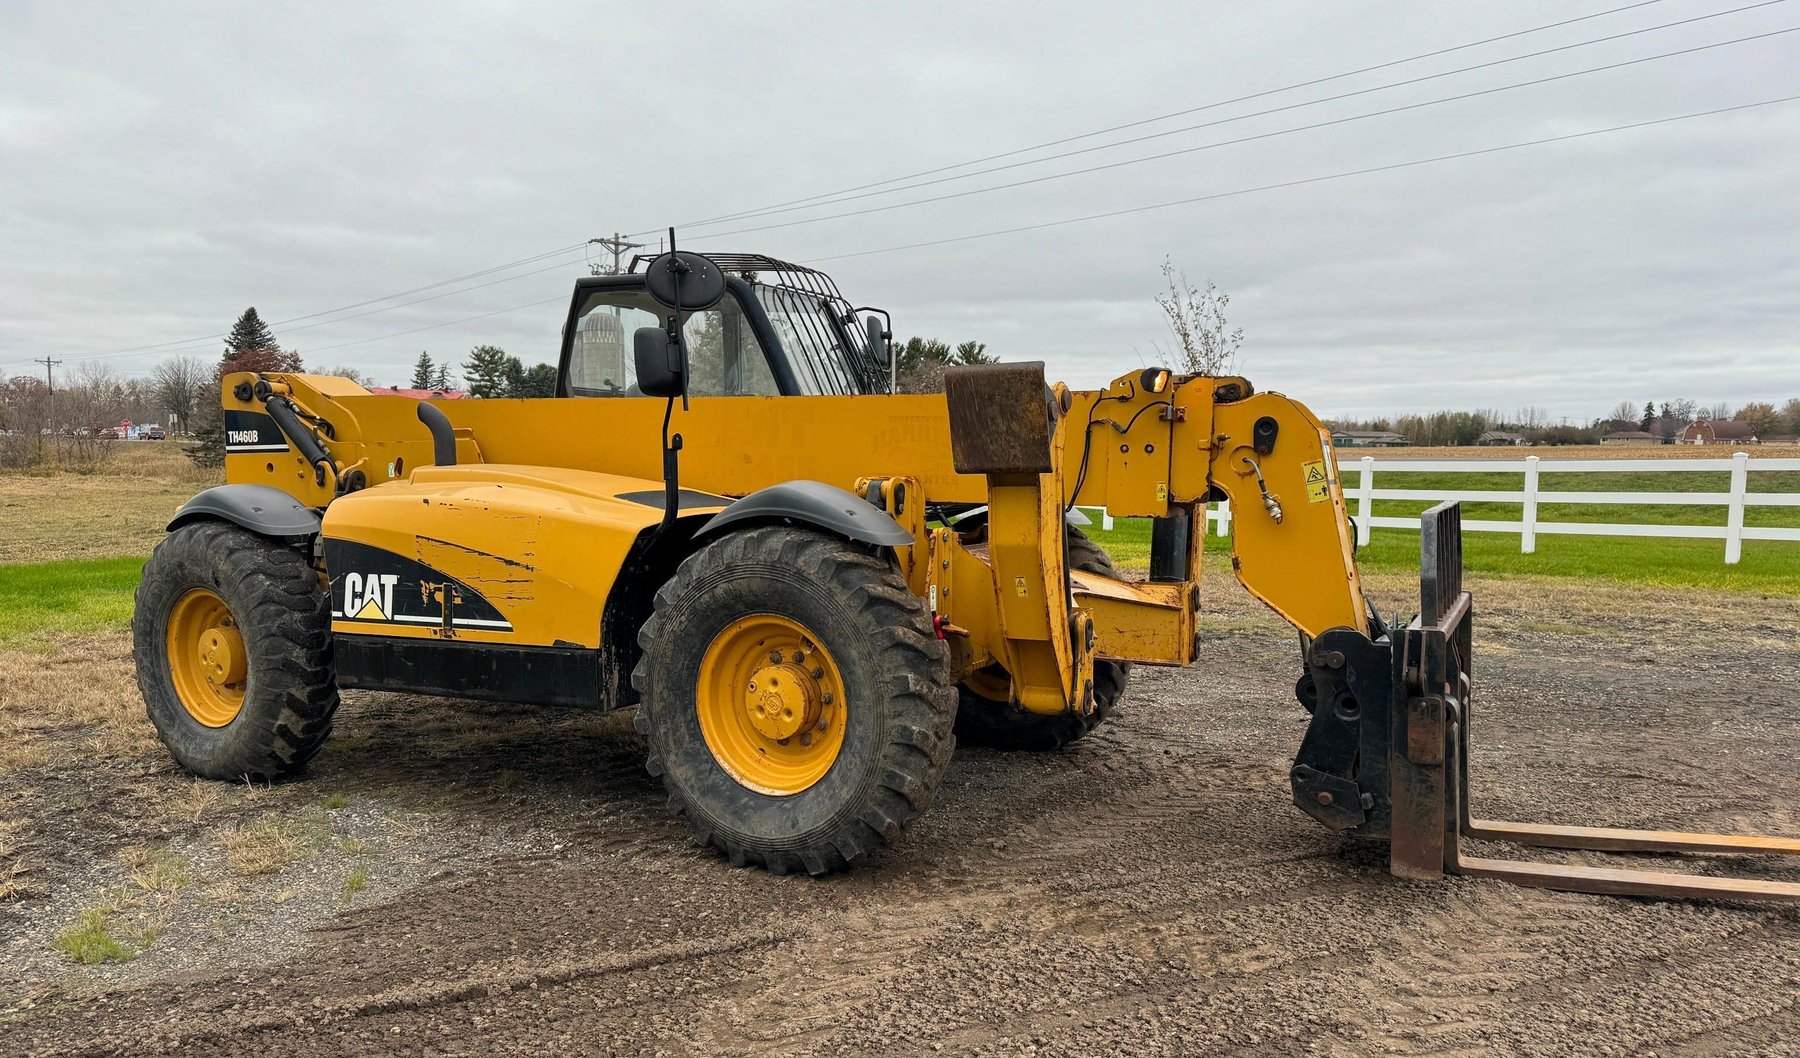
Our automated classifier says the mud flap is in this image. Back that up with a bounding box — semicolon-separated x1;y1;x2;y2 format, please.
1292;501;1800;903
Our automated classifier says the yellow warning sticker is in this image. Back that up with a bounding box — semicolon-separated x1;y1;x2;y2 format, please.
1013;576;1029;598
1303;460;1330;503
1155;482;1167;501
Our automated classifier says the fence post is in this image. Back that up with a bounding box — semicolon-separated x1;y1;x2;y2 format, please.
1520;455;1540;554
1216;498;1231;537
1725;451;1748;565
1356;456;1374;547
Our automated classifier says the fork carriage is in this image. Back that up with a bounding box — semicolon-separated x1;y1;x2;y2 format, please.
1296;501;1800;901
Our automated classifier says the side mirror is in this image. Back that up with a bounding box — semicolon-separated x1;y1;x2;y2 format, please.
865;314;891;365
633;327;685;398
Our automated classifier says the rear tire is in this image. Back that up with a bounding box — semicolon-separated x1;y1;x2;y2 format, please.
953;527;1131;751
132;521;337;781
633;526;956;875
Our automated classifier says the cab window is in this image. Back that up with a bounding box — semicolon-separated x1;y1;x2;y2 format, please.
566;289;779;397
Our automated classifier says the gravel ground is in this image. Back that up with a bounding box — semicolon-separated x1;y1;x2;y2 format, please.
2;570;1797;1057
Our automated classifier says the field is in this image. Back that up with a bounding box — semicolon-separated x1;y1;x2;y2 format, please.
2;445;1799;1056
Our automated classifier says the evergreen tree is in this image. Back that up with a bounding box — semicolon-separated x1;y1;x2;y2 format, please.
219;307;300;375
1641;401;1656;431
954;340;996;365
499;359;558;398
410;351;436;389
463;345;511;398
195;308;298;467
501;356;527;396
225;307;277;358
515;363;558;398
430;363;453;390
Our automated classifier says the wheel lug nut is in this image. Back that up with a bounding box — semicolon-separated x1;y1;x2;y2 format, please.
811;667;824;679
821;692;834;705
769;650;782;663
799;733;812;746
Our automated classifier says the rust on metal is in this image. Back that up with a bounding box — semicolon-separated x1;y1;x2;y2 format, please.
942;361;1053;475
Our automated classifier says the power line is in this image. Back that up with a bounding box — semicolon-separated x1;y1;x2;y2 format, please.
301;295;569;355
56;252;592;365
655;0;1684;232
239;94;1800;354
678;0;1790;233
96;241;591;359
687;25;1800;243
803;94;1800;264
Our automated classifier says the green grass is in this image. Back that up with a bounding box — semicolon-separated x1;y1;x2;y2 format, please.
1360;467;1800;530
0;557;143;647
52;909;136;965
1083;511;1800;597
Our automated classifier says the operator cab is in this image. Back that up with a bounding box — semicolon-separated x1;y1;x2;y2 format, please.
557;253;892;398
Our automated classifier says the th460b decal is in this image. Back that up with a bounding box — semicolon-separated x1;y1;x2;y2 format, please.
223;410;291;454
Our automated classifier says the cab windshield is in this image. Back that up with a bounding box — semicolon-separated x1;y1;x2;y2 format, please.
565;289;779;398
755;284;867;395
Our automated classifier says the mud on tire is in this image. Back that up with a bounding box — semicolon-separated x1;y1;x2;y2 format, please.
132;521;338;781
953;527;1132;751
632;526;957;875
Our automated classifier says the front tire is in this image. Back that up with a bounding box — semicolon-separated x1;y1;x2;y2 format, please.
632;526;956;875
132;521;338;781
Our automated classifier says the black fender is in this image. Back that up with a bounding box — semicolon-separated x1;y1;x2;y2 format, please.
167;484;321;540
694;480;912;547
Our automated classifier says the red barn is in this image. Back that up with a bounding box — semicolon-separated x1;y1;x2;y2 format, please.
1680;419;1759;445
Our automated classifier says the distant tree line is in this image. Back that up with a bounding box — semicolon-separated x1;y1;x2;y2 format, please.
1330;396;1800;446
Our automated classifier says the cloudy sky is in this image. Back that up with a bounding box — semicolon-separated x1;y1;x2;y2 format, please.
2;0;1796;419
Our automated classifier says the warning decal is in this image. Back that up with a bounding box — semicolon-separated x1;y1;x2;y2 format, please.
1302;460;1331;504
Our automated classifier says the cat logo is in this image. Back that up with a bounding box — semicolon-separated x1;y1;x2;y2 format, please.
342;572;400;622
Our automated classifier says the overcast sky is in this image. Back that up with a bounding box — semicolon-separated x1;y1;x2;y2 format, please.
2;0;1796;419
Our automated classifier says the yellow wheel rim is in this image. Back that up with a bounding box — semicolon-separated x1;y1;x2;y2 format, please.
696;614;847;796
166;588;248;728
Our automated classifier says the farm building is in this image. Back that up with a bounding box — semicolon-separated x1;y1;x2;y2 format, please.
1331;430;1409;448
1478;430;1526;446
367;386;468;400
1601;429;1659;445
1680;419;1759;445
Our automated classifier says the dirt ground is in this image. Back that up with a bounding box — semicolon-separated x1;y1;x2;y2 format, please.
2;570;1798;1057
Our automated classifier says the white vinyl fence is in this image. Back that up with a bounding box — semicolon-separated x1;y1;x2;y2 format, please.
1085;452;1800;565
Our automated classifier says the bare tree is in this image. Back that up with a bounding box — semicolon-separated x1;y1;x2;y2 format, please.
320;365;379;388
152;355;208;435
1153;256;1242;376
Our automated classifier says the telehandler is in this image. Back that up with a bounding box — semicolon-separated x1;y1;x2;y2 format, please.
134;248;1800;900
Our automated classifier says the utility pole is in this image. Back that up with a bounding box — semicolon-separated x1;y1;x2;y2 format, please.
35;355;60;454
589;232;647;276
